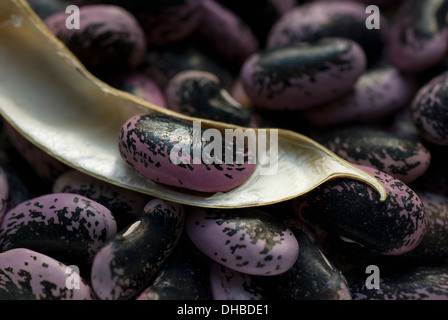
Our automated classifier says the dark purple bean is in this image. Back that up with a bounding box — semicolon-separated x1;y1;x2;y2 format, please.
293;165;427;256
265;219;352;300
90;199;185;300
194;0;259;66
136;238;213;300
303;65;417;127
266;0;388;66
143;44;234;91
118;114;256;193
52;169;152;230
185;207;299;276
349;265;448;300
45;4;147;78
0;193;117;265
317;125;431;184
165;70;253;126
216;0;297;47
389;0;448;73
0;248;94;300
240;38;366;111
403;191;448;259
110;72;168;108
411;71;448;146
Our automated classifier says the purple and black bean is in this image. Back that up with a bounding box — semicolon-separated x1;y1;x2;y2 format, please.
1;0;448;300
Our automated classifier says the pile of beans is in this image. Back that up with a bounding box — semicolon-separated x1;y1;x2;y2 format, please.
1;0;448;300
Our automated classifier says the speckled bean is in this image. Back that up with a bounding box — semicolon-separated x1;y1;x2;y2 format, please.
118;114;256;193
317;125;431;184
266;0;388;65
403;191;448;259
293;165;427;255
0;248;94;300
52;169;152;230
45;4;147;78
411;71;448;146
90;199;185;300
389;0;448;73
240;38;366;111
209;261;267;300
266;219;352;300
143;44;234;91
0;193;117;265
136;238;212;300
303;66;417;127
349;266;448;300
194;0;259;66
185;207;299;276
165;70;253;126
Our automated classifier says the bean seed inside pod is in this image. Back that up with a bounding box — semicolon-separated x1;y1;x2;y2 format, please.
0;193;117;265
118;114;256;192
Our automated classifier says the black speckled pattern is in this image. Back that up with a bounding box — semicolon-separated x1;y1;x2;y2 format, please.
90;199;185;300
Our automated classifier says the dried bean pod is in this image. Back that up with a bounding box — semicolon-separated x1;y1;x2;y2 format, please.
118;114;256;193
293;165;427;255
185;207;299;276
411;71;448;146
240;38;366;111
0;193;117;265
349;265;448;300
0;248;94;300
266;0;388;65
90;199;185;300
303;66;416;127
52;170;152;230
318;126;431;184
194;0;259;66
165;70;252;126
45;5;147;78
389;0;448;73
